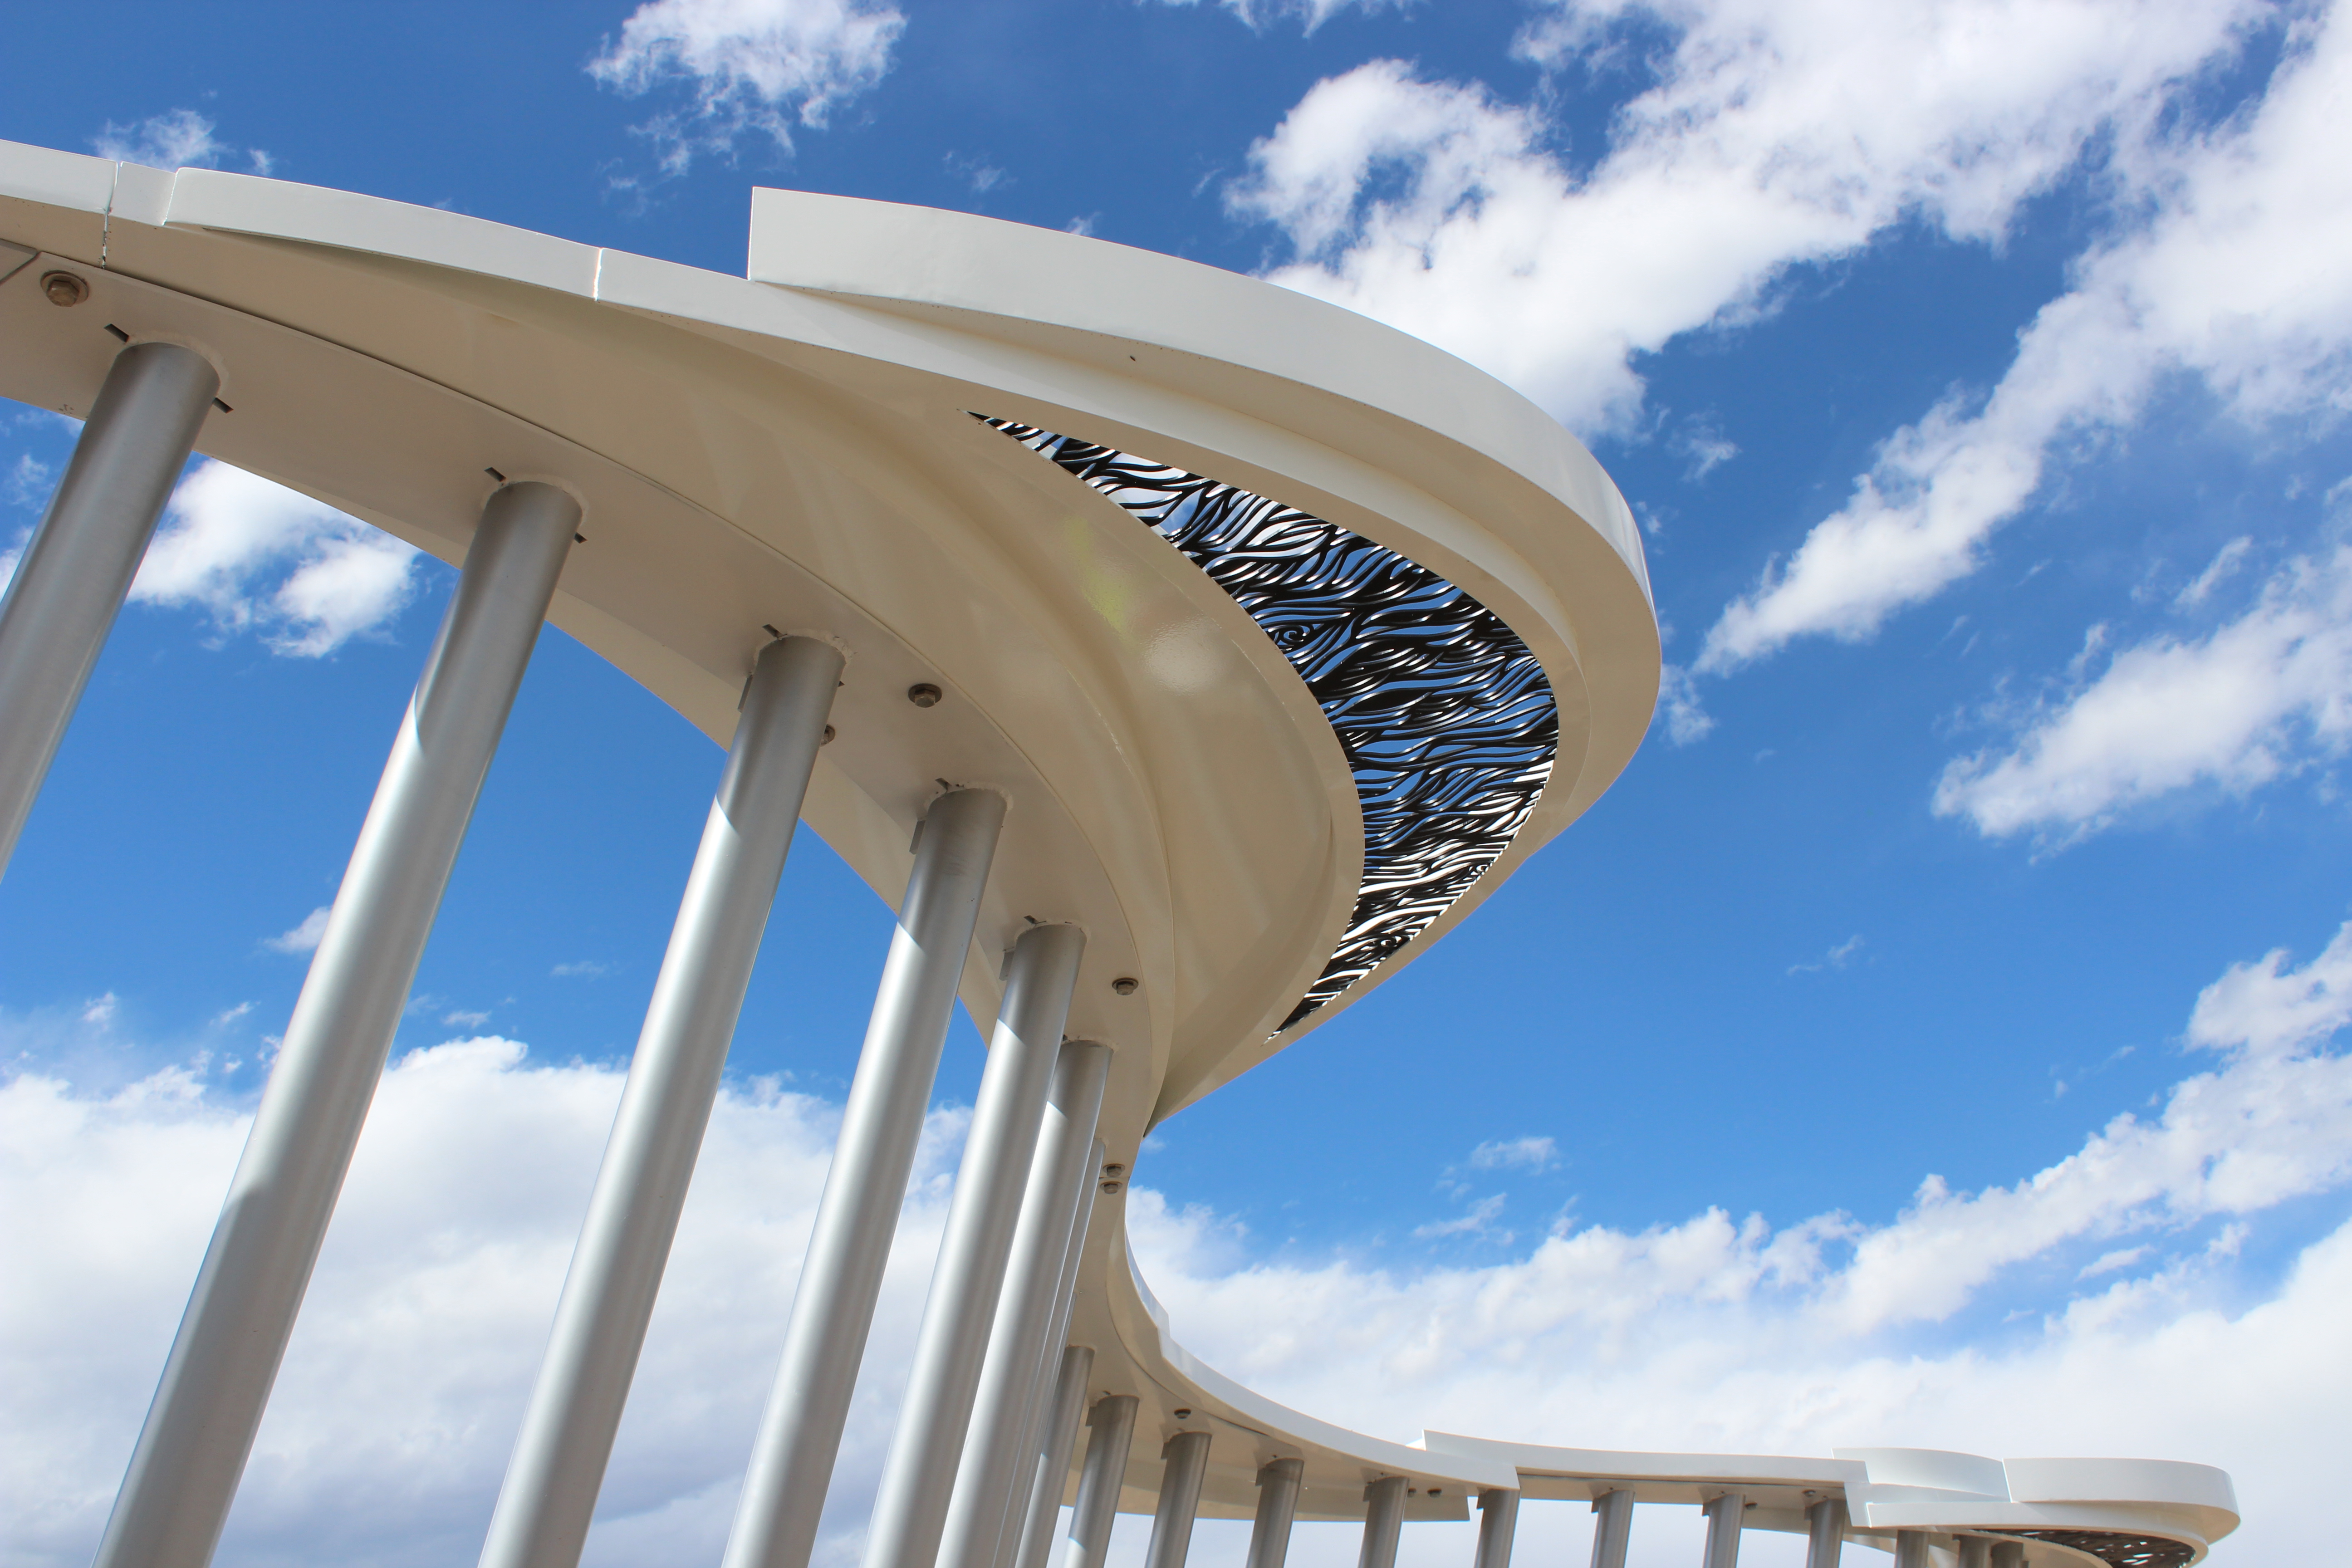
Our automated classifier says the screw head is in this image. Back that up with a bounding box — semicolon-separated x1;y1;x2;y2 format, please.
40;271;88;307
1102;1162;1127;1177
1099;1178;1123;1193
822;725;837;745
1110;976;1139;995
1172;1408;1191;1418
906;682;942;708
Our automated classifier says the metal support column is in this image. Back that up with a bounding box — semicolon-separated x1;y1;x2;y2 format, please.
1142;1431;1212;1568
0;340;216;877
723;785;1008;1568
1802;1499;1845;1568
1358;1477;1407;1568
1063;1394;1138;1568
1474;1489;1519;1568
937;1043;1112;1568
1002;1140;1108;1568
1008;1344;1095;1568
1701;1493;1744;1568
93;480;579;1568
1988;1542;2026;1568
865;923;1088;1568
1246;1460;1305;1568
1955;1539;1990;1568
1891;1531;1930;1568
478;635;843;1568
1588;1490;1634;1568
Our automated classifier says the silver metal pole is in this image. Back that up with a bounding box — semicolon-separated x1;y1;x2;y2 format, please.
1357;1477;1407;1568
1246;1460;1305;1568
1955;1538;1990;1568
938;1044;1112;1568
1063;1394;1138;1568
0;340;216;877
1588;1489;1634;1568
1009;1345;1095;1568
478;635;843;1568
93;481;579;1568
1988;1541;2025;1568
1004;1149;1107;1568
723;786;1008;1568
1891;1530;1930;1568
1802;1499;1845;1568
1700;1492;1744;1568
1473;1488;1519;1568
865;923;1088;1568
1142;1431;1212;1568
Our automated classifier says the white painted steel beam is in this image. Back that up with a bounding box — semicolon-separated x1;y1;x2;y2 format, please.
0;338;214;876
478;634;843;1568
1246;1460;1305;1568
725;787;1007;1568
1358;1478;1407;1568
867;923;1088;1568
1065;1396;1139;1568
93;481;578;1568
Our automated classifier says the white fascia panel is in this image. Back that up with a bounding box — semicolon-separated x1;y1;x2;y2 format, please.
164;167;601;298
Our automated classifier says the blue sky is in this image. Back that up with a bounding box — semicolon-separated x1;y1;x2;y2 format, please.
5;3;2352;1566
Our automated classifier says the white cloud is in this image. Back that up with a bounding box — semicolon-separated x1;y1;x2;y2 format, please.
133;459;421;657
1934;546;2352;840
1654;662;1714;745
1698;3;2352;672
261;907;332;956
1149;0;1405;32
1468;1135;1558;1172
1230;0;2257;438
13;918;2352;1563
90;109;271;175
551;960;612;979
2;1035;971;1568
1411;1192;1509;1241
1788;934;1865;975
590;0;906;176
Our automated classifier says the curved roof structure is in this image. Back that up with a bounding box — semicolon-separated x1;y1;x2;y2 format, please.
0;139;2233;1568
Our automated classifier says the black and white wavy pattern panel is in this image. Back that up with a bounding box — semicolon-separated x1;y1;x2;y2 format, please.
983;417;1558;1031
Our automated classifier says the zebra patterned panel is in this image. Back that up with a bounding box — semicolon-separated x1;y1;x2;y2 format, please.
982;417;1558;1031
1989;1532;2193;1568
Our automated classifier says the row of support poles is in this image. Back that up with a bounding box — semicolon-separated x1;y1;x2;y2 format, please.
1359;1476;1408;1568
0;341;217;878
938;1046;1111;1568
1009;1344;1096;1568
1246;1460;1305;1568
863;925;1091;1568
1701;1492;1745;1568
1064;1395;1140;1568
476;635;845;1568
1142;1431;1213;1568
1474;1488;1520;1568
723;785;1009;1568
1004;1147;1110;1568
1588;1490;1634;1568
93;481;583;1568
1804;1499;1846;1568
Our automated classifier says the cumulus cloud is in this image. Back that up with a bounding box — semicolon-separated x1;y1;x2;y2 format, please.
1230;0;2256;437
2;1036;971;1568
261;907;331;956
1467;1135;1558;1172
91;108;272;175
1698;2;2352;672
1934;547;2352;841
1149;0;1405;32
590;0;906;176
132;459;421;657
13;920;2352;1563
